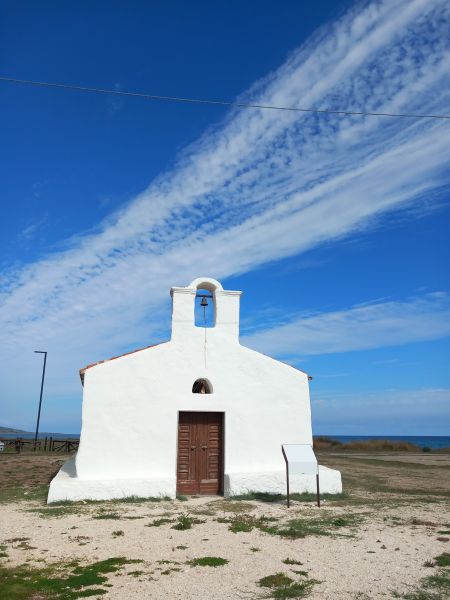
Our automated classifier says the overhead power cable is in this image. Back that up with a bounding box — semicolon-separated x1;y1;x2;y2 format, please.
0;76;449;120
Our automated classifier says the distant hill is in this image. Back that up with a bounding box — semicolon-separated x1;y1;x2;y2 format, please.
0;426;79;439
0;426;29;434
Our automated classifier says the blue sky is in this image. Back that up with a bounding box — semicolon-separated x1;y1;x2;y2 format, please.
0;0;449;435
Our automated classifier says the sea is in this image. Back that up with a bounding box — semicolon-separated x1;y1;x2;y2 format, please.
1;433;449;449
318;435;450;450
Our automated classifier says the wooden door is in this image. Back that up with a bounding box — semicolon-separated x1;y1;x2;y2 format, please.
177;412;223;495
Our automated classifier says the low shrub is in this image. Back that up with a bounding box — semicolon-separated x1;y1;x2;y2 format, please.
259;573;293;588
171;514;205;530
188;556;228;567
283;558;303;566
257;571;317;598
172;514;193;530
146;518;175;527
313;436;421;452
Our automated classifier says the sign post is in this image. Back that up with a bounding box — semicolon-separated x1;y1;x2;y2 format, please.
282;444;320;508
34;350;47;450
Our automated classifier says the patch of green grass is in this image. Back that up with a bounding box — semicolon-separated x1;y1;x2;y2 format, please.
231;491;285;502
257;572;318;599
43;495;171;509
270;512;364;539
0;484;48;504
434;553;450;568
128;570;145;577
112;530;124;537
172;514;205;530
176;545;188;550
114;495;171;503
172;514;193;530
47;497;170;515
399;552;450;599
146;517;175;527
219;513;279;534
188;556;228;567
0;556;142;599
259;573;294;587
176;494;188;501
230;491;346;504
47;495;170;505
0;545;8;559
229;521;253;533
283;558;303;566
425;572;450;591
229;515;254;533
27;505;85;519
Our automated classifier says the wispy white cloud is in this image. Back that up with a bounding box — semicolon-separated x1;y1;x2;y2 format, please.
243;292;450;357
1;0;450;428
18;215;48;242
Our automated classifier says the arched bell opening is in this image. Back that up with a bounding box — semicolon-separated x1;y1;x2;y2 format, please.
192;378;213;394
194;287;216;328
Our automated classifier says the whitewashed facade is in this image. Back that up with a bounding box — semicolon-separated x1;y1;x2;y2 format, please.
48;277;341;502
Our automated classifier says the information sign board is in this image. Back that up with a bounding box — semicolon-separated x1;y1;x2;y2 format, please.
282;444;320;507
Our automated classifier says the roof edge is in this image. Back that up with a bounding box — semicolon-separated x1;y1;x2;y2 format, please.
239;343;312;379
79;342;165;385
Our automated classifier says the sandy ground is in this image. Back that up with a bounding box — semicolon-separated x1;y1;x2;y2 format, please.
0;452;449;599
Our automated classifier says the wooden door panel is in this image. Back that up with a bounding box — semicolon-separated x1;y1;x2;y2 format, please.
177;412;223;495
199;414;222;494
177;413;198;494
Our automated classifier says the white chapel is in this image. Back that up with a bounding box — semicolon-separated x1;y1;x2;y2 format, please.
48;277;341;502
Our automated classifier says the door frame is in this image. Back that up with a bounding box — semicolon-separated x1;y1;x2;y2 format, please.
176;411;225;496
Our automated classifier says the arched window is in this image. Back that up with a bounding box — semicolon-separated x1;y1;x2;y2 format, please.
192;379;213;394
195;287;215;328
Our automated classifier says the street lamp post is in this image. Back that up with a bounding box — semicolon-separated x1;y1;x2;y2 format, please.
34;351;47;449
